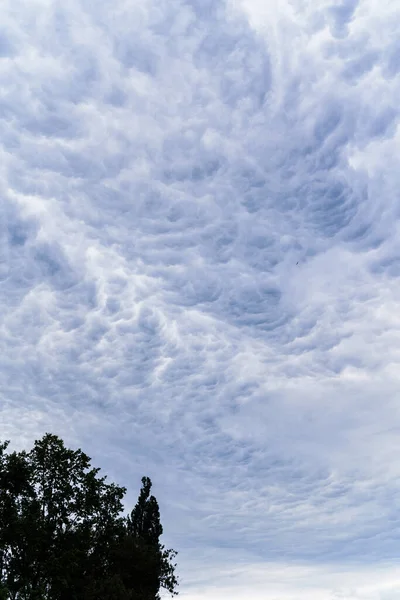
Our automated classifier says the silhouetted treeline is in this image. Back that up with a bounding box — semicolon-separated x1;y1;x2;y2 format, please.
0;433;178;600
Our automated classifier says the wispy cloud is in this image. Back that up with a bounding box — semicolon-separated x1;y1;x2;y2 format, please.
1;0;400;597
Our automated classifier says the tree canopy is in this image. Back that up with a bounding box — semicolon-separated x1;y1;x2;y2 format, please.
0;433;178;600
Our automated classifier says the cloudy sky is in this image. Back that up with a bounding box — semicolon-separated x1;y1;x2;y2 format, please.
1;0;400;597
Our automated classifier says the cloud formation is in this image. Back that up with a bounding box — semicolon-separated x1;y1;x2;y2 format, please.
1;0;400;597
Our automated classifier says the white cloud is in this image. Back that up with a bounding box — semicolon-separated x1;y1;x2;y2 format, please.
1;0;400;597
177;561;400;600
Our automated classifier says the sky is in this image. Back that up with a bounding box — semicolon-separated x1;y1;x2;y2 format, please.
1;0;400;597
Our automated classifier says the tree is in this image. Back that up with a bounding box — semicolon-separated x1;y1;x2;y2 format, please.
116;477;178;600
0;434;178;600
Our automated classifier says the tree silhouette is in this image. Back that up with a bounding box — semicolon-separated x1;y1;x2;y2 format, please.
0;434;178;600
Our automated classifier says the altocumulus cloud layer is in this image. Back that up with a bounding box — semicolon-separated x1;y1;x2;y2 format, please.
1;0;400;597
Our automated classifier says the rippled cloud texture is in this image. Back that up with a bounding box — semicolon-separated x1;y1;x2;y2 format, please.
1;0;400;597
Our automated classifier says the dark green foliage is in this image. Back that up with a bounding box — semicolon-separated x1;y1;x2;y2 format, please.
121;477;178;600
0;434;178;600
